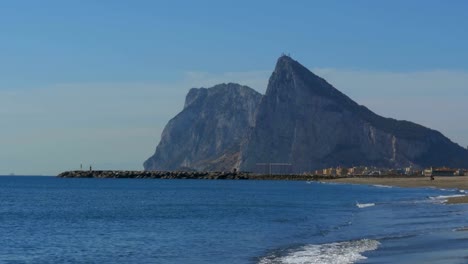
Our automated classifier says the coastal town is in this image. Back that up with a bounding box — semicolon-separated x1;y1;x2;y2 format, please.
253;162;468;177
310;166;468;177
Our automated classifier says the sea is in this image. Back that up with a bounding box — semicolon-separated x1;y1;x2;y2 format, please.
0;176;467;264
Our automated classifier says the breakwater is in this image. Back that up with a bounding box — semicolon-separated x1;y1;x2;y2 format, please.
57;170;340;181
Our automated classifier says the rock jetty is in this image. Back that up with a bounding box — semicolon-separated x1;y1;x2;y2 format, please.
57;170;338;181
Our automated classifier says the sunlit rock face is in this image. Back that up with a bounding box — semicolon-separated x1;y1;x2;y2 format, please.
144;83;261;171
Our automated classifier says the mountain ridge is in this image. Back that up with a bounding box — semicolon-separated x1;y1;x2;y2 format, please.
145;56;468;172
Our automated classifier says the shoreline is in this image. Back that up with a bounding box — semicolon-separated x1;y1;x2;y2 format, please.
57;170;468;204
322;176;468;204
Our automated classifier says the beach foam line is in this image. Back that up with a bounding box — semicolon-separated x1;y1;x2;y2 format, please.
372;184;393;188
258;239;380;264
428;194;466;204
429;194;465;200
318;181;346;186
439;188;460;193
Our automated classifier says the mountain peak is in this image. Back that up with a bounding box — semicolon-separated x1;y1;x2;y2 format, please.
269;54;343;102
277;54;294;63
273;55;322;81
274;55;298;72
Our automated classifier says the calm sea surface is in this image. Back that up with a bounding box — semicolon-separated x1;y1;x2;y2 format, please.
0;176;467;263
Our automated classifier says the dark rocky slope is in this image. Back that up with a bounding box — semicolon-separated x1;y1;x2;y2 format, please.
239;56;468;172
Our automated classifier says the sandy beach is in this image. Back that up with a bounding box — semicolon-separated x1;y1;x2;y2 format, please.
323;176;468;204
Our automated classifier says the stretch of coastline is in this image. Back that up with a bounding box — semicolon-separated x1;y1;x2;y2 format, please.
323;176;468;204
57;170;468;204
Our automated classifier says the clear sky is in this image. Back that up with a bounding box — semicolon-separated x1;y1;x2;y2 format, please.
1;0;467;175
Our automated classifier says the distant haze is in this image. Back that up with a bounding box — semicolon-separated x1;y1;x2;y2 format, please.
1;1;467;175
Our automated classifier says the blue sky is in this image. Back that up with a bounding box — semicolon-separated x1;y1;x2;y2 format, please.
1;1;467;175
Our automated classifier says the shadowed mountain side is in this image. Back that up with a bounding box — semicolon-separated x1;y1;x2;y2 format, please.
144;83;262;171
239;56;468;172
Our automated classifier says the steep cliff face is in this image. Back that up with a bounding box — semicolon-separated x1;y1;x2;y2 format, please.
239;56;468;172
144;83;262;171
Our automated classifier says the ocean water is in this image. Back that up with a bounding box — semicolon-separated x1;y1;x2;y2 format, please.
0;176;467;263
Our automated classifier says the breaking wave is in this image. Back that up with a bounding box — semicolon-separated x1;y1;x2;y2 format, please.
258;239;380;264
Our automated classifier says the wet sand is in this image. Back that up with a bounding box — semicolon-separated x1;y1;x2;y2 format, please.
323;176;468;204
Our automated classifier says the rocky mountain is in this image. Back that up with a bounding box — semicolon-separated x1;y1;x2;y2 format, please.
145;56;468;172
239;56;468;172
144;83;262;171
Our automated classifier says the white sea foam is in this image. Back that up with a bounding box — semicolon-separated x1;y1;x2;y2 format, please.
318;181;344;186
439;188;457;192
356;202;375;208
372;184;392;188
429;194;465;200
258;239;380;264
429;194;466;203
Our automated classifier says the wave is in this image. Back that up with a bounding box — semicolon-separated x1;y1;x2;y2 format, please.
430;194;465;200
356;202;375;208
318;181;345;186
429;194;466;203
372;184;393;188
258;239;380;264
439;188;457;191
